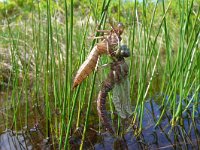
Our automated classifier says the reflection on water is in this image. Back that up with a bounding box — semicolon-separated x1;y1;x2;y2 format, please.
0;130;32;150
0;127;52;149
0;99;200;149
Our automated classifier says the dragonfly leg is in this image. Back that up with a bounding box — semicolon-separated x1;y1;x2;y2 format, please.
94;58;113;72
88;35;105;40
101;63;110;67
94;56;100;71
96;29;110;34
103;38;115;57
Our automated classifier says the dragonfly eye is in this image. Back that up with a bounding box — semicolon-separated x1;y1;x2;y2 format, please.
120;45;130;57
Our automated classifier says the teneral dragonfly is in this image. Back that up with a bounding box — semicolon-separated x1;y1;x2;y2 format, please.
97;44;133;134
73;23;132;134
73;23;124;88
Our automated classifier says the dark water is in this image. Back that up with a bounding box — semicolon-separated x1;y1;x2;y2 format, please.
0;99;200;150
0;130;32;150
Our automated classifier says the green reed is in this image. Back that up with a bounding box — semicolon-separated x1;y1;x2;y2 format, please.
155;0;200;126
125;0;199;130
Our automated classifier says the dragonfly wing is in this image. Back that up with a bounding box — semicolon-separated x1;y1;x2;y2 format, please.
112;71;133;118
122;77;133;115
113;82;127;119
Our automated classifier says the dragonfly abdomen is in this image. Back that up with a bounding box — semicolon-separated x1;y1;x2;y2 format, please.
97;80;114;134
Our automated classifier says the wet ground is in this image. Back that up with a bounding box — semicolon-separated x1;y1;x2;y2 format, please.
0;97;200;150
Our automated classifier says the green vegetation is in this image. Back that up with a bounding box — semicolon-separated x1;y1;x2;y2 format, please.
0;0;199;149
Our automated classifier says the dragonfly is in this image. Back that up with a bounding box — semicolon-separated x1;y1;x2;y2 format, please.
97;44;133;134
73;23;132;134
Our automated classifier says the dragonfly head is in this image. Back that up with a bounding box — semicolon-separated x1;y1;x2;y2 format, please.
114;45;130;60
